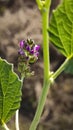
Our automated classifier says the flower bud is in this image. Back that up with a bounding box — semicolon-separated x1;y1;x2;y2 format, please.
18;38;40;78
20;40;25;48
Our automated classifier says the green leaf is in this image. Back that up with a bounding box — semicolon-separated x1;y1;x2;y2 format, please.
49;0;73;57
0;57;22;124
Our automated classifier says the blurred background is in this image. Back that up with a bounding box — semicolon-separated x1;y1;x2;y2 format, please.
0;0;73;130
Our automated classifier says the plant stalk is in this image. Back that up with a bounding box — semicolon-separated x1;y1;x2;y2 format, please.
42;7;50;81
29;1;51;130
52;56;73;80
15;77;24;130
2;123;10;130
29;81;51;130
36;0;42;10
15;110;20;130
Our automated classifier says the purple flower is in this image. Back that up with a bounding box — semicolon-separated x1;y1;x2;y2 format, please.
18;49;24;55
30;50;34;54
33;45;40;52
28;44;40;59
20;40;25;48
34;52;39;57
33;45;40;58
26;45;31;52
19;39;40;63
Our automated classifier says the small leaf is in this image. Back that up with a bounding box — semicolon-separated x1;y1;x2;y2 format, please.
49;0;73;57
0;57;22;124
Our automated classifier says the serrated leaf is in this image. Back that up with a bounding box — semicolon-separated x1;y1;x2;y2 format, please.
0;57;22;124
49;0;73;57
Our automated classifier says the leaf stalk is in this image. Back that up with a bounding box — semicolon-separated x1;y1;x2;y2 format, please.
15;110;20;130
2;123;10;130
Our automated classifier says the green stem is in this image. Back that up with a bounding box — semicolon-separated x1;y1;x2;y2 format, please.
29;1;51;130
29;81;51;130
29;57;72;130
52;56;72;80
45;0;51;9
42;7;50;81
36;0;42;10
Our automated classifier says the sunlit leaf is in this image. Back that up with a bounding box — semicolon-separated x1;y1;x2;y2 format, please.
49;0;73;57
0;58;22;124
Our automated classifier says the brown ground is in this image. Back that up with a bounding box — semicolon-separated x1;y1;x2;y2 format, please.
0;0;73;130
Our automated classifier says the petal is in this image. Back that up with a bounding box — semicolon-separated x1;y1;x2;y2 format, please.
18;49;24;55
20;40;25;48
26;45;31;51
33;45;40;52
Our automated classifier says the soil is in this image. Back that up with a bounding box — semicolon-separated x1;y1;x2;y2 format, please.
0;0;73;130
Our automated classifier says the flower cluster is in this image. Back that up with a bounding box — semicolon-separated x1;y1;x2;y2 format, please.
18;38;40;78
